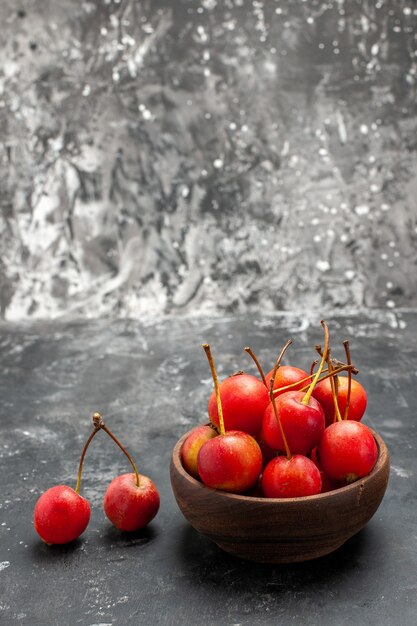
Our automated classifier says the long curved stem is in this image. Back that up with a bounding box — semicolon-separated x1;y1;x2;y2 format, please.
343;340;352;420
270;340;292;460
203;344;225;436
269;339;292;391
75;425;101;494
327;351;342;422
302;320;329;405
96;414;141;487
244;347;267;387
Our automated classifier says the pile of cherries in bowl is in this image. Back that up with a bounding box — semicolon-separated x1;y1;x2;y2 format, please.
181;321;379;498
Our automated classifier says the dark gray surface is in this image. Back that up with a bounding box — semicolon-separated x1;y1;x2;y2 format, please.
0;310;415;625
1;1;417;318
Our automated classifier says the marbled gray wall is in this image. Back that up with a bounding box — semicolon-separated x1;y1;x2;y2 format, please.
1;0;416;319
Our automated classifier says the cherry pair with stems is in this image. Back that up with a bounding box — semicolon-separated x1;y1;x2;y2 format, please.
34;413;159;545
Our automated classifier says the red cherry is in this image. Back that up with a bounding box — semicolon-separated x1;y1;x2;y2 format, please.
181;424;218;479
33;415;104;545
262;390;325;455
34;485;90;545
93;413;161;532
197;430;263;493
208;373;269;435
313;376;367;426
261;455;322;498
104;473;160;532
318;420;378;482
265;365;309;395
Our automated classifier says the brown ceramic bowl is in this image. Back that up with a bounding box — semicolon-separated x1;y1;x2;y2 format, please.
170;429;390;563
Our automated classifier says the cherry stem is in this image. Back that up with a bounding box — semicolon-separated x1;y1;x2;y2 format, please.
74;424;101;494
310;359;318;377
302;320;329;405
272;362;355;397
343;340;352;420
269;340;292;460
298;364;355;392
317;344;359;376
327;351;342;422
333;357;359;375
94;412;141;487
269;339;293;390
273;373;314;396
203;344;225;436
244;347;267;387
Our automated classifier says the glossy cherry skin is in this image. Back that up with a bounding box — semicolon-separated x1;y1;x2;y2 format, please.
197;430;263;493
181;424;218;479
312;376;367;426
208;373;269;436
317;420;378;482
262;390;325;456
104;473;160;532
261;455;322;498
265;365;309;395
34;485;90;545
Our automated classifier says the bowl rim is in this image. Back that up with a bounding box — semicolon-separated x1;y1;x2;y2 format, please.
171;426;390;504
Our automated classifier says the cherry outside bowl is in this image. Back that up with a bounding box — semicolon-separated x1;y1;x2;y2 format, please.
170;429;390;563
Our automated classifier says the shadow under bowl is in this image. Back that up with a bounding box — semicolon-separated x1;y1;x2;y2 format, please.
170;429;390;564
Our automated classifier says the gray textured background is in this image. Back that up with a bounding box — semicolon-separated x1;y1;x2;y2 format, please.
1;0;416;319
